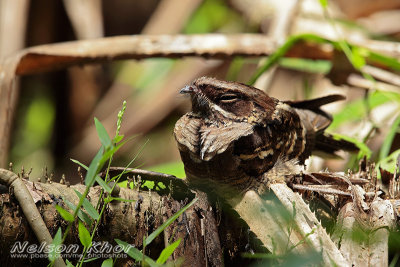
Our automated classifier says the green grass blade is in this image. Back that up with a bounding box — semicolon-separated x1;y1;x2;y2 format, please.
70;158;88;169
331;133;372;159
55;205;74;222
74;190;100;220
145;198;197;246
379;114;400;160
248;34;329;85
330;91;400;130
95;176;112;193
48;227;62;262
156;239;181;264
70;159;112;193
95;118;112;149
101;258;113;267
115;239;159;267
63;197;92;226
318;0;328;8
78;221;92;248
377;149;400;173
105;197;135;204
85;146;104;187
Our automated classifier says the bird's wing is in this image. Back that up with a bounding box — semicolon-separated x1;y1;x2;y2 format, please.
174;114;202;154
286;94;358;155
200;122;254;161
285;94;345;133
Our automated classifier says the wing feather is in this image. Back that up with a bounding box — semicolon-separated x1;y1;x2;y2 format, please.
200;122;254;160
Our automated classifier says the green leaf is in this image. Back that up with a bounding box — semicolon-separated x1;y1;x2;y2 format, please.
115;239;159;267
96;176;112;193
70;158;88;170
330;90;400;130
379;115;400;160
115;239;143;260
74;189;100;220
145;198;198;246
184;0;242;34
318;0;328;8
48;227;62;262
78;221;92;248
378;149;400;173
247;33;400;86
83;257;100;263
85;146;104;187
350;47;366;70
156;239;181;264
101;258;113;267
65;259;74;267
105;197;135;204
100;140;127;165
279;58;331;74
63;197;92;226
331;133;372;159
84;140;126;187
113;134;124;144
55;205;74;222
95;117;112;149
248;34;329;85
369;51;400;72
70;159;113;193
226;57;244;81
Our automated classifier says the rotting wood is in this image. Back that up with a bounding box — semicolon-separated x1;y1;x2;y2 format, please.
0;169;66;267
270;183;349;266
0;173;225;266
333;199;395;266
1;163;399;266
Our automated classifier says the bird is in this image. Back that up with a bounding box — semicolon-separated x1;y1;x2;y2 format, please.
174;77;356;195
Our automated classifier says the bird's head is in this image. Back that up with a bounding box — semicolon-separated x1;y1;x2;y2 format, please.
180;77;277;124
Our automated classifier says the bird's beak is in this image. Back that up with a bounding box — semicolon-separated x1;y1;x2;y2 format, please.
180;85;196;94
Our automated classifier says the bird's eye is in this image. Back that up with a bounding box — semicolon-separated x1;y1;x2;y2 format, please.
219;94;239;103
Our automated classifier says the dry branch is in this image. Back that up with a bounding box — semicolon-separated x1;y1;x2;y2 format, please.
9;33;400;77
6;34;277;76
0;169;65;266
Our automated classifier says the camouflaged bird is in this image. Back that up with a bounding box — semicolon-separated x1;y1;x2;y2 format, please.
174;77;356;194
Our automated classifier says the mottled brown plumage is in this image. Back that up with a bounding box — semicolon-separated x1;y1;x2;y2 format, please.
174;77;355;194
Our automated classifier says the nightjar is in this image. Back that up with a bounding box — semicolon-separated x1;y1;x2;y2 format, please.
174;77;356;194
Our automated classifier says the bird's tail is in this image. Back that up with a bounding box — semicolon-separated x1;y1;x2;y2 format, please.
287;94;359;159
315;133;359;157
